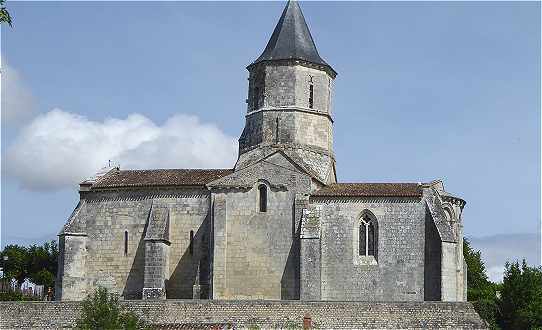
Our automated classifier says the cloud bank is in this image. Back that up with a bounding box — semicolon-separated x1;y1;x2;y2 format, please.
469;233;541;282
1;64;35;124
4;109;237;190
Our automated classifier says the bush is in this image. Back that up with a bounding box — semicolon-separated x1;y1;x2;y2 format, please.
0;291;40;301
473;299;500;330
499;261;542;330
75;287;146;330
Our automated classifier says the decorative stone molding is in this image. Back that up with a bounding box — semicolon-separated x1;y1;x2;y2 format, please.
246;106;334;123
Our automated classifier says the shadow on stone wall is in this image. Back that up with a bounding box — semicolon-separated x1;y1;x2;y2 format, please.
167;217;210;299
281;238;300;300
281;202;300;300
424;206;442;301
123;223;148;300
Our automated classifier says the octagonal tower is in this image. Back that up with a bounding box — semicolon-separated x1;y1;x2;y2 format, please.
236;0;337;185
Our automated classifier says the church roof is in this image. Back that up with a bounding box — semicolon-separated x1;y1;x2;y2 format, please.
312;183;423;197
92;169;233;189
251;0;334;74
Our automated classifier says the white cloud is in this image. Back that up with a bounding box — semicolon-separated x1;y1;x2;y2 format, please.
4;109;238;190
486;265;506;283
1;63;35;124
469;233;541;282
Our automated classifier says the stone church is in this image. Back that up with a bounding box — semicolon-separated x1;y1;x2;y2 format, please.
56;0;467;302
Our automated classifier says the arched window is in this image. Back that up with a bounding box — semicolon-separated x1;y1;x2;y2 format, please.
258;184;267;212
124;230;128;256
359;212;378;258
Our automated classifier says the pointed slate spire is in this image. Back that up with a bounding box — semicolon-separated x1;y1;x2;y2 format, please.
252;0;334;73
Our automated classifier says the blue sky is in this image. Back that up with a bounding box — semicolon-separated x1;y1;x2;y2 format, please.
1;1;540;280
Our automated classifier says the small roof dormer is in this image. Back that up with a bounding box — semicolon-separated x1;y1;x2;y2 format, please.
249;0;335;76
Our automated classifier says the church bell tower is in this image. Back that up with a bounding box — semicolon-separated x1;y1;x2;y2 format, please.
237;0;337;185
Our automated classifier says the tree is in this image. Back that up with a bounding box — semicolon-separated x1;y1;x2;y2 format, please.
0;240;59;288
464;238;496;300
1;245;29;285
76;287;146;330
0;0;12;26
499;260;542;330
463;238;500;329
27;241;58;288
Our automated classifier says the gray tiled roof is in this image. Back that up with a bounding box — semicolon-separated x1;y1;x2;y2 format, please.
251;0;334;73
312;183;423;197
92;169;233;189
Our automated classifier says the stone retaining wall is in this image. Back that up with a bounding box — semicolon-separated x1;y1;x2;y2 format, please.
0;300;488;329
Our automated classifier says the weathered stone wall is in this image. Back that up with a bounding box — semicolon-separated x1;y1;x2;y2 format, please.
0;300;488;329
310;197;427;301
238;61;335;184
56;234;88;300
58;188;211;300
423;185;467;302
235;145;335;185
241;110;333;153
247;63;332;113
211;153;312;300
163;191;211;299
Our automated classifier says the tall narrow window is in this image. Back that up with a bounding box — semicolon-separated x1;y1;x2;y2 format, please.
359;214;377;258
259;184;267;212
189;230;194;255
308;84;314;109
359;223;366;256
253;86;260;109
367;222;375;256
124;231;128;256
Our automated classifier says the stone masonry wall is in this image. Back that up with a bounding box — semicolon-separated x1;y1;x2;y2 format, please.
310;197;427;301
240;108;333;155
0;300;488;329
241;62;334;154
211;152;312;300
247;63;332;113
60;188;211;300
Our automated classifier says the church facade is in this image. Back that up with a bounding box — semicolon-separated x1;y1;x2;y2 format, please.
56;1;467;302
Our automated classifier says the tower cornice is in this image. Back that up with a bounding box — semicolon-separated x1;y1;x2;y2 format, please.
247;58;337;78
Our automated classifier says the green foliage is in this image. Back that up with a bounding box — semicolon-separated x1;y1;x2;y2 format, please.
27;241;58;287
472;299;500;330
32;269;55;288
76;287;147;330
0;290;40;301
1;245;29;285
463;238;501;329
0;0;12;26
499;260;542;330
464;238;495;301
464;237;542;330
0;241;58;288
